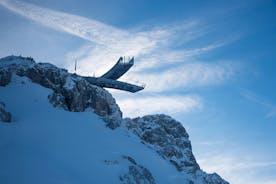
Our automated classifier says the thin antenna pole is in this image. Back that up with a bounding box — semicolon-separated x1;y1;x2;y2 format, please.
74;59;77;73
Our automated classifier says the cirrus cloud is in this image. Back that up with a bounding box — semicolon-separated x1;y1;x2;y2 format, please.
116;95;202;118
0;0;241;117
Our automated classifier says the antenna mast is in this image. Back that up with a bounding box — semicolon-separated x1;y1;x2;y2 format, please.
74;59;77;73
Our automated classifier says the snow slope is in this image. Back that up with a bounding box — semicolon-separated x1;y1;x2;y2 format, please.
0;56;228;184
0;75;171;183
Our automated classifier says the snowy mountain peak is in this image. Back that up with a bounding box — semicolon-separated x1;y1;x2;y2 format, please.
0;55;122;129
0;55;229;184
124;115;228;184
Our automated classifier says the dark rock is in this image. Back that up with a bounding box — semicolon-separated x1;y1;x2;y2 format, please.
0;56;122;129
123;115;229;184
48;92;68;110
0;70;12;86
0;102;12;123
120;155;156;184
0;56;229;183
124;114;198;173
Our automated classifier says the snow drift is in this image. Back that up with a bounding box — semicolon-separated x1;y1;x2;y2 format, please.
0;56;228;184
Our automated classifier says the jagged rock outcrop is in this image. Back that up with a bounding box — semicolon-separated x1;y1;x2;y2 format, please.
0;55;121;128
0;101;11;122
120;155;156;184
0;55;229;184
124;114;199;173
123;114;229;184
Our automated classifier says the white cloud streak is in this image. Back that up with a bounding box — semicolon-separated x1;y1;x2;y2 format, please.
0;0;240;116
241;90;276;118
0;0;235;74
198;154;276;184
194;140;225;146
117;95;202;118
123;61;238;92
0;0;127;45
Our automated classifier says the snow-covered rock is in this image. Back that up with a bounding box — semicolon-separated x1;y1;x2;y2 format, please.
0;55;228;184
120;155;156;184
0;101;11;122
124;115;228;184
0;55;122;129
124;115;199;173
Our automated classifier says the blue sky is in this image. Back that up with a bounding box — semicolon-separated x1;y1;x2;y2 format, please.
0;0;275;183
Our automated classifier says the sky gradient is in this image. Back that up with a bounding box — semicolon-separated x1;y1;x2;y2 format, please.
0;0;276;183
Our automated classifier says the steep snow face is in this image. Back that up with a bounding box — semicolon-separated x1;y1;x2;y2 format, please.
124;115;199;173
0;56;229;184
124;115;228;184
0;56;122;129
0;75;192;184
0;75;155;184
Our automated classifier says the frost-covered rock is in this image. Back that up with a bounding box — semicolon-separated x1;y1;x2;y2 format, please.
0;55;121;128
195;170;229;184
0;69;11;86
0;55;229;183
124;114;198;173
0;102;11;122
123;114;229;184
120;155;156;184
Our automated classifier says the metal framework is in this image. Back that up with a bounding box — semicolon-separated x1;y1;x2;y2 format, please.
101;56;134;80
84;56;144;93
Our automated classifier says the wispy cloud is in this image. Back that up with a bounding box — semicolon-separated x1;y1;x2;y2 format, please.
198;153;276;184
0;0;240;117
0;0;127;45
123;61;238;92
116;95;202;118
194;140;225;146
241;90;276;118
199;155;276;172
259;180;276;184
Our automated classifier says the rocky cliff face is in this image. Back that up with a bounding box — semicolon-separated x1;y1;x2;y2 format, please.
0;56;228;184
0;101;11;122
124;115;228;184
124;115;199;173
0;55;122;129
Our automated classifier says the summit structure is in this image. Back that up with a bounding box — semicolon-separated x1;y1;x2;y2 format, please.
101;56;134;80
0;55;229;184
84;56;144;93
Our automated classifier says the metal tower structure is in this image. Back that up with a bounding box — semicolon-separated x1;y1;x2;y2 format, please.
84;56;144;93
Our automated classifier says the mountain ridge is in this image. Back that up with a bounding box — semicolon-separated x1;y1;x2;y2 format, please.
0;55;229;184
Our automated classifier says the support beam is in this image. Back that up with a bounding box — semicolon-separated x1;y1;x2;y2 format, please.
101;57;134;80
84;56;144;93
84;76;144;93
